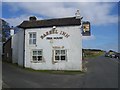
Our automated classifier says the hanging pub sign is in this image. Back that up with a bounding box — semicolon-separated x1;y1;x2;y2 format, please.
82;21;91;36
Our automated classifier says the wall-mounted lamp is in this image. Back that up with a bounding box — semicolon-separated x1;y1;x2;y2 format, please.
53;26;56;29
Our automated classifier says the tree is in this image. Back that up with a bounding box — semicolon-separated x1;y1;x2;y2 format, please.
0;19;10;42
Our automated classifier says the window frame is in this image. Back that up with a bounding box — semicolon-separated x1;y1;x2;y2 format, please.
29;32;36;45
31;49;43;63
53;49;67;62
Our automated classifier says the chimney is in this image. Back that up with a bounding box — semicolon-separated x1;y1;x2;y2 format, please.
75;10;81;19
10;26;14;36
29;16;37;21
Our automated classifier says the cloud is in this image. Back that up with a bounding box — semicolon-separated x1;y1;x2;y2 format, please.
3;15;29;26
8;2;75;18
3;15;43;26
6;2;118;26
3;2;118;27
98;42;118;52
82;35;95;40
0;2;1;17
77;3;118;25
2;0;120;2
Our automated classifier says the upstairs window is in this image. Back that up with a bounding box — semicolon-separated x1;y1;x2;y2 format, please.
29;32;36;45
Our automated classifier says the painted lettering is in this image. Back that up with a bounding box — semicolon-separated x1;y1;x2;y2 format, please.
41;35;44;39
40;29;70;39
59;31;70;38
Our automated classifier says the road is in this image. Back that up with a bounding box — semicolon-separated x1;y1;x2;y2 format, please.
2;56;118;88
82;56;118;88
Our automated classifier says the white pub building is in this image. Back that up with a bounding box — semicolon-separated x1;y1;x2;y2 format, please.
4;10;90;71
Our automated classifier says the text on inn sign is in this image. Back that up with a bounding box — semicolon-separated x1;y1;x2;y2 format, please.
40;29;70;39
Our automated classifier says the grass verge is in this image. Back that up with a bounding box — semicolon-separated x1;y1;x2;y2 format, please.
25;68;84;75
83;52;104;60
2;61;84;75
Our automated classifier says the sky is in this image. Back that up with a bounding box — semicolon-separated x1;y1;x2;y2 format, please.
1;1;119;52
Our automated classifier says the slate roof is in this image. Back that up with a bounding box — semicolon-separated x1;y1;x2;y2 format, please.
18;17;81;29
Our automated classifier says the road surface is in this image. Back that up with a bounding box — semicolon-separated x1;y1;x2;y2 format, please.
2;56;118;88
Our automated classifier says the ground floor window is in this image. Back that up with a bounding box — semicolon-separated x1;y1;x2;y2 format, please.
32;50;43;62
54;49;67;61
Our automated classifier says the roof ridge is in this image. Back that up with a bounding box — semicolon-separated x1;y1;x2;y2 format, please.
18;16;81;29
23;16;76;22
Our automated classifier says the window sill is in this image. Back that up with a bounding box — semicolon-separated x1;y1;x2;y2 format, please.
30;60;45;63
52;60;67;64
29;44;37;47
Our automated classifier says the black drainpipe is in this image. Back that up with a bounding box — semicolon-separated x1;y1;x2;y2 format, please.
23;28;25;68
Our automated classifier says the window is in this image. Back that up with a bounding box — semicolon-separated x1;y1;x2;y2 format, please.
54;49;67;61
29;32;36;44
32;50;43;62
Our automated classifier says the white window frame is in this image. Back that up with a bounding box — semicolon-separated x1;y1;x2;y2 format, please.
31;49;43;63
29;32;36;45
53;49;67;62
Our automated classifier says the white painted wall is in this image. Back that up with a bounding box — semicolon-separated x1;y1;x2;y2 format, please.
25;26;82;71
12;30;24;66
12;34;18;63
17;30;24;66
10;29;14;36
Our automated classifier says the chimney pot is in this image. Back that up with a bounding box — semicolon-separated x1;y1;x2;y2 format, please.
10;26;14;36
75;10;81;19
29;16;37;21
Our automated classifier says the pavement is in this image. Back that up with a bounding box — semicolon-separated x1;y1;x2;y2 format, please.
2;55;118;88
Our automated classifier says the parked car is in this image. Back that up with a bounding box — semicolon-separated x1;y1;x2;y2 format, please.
105;52;110;57
109;53;120;59
114;53;120;59
110;54;116;58
105;51;120;59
